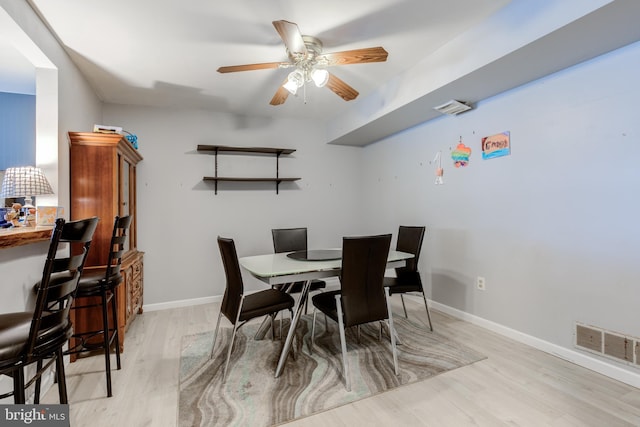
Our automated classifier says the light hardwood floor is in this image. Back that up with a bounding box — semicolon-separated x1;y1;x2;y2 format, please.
43;299;640;426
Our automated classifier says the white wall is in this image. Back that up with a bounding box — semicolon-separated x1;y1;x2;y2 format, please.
103;105;365;305
0;1;102;401
360;40;640;377
0;2;101;307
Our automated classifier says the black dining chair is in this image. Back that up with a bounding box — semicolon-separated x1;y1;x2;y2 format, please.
271;227;327;296
310;234;398;391
211;237;295;380
0;217;99;403
65;215;132;398
384;226;433;331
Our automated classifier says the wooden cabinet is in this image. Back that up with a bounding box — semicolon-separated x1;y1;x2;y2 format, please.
68;131;144;354
123;252;144;329
197;145;300;194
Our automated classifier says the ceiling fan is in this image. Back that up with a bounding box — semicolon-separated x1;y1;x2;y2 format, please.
217;20;388;106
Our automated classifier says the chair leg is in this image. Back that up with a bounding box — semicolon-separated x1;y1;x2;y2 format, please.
34;360;43;403
270;314;275;341
384;287;399;376
222;323;239;381
210;310;223;359
101;290;113;397
400;294;408;318
13;367;26;404
310;309;318;354
55;349;69;404
222;296;245;381
421;291;434;332
110;289;122;369
335;294;350;392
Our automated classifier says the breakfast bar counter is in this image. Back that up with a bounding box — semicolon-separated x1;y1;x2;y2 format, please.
0;226;53;249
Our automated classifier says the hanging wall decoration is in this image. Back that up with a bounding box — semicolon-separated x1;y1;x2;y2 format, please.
482;131;510;159
451;137;472;167
433;151;444;185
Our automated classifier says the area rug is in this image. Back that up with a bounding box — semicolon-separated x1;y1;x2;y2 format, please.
178;315;485;426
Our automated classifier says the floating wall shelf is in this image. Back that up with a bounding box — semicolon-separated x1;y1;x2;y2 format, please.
197;144;300;194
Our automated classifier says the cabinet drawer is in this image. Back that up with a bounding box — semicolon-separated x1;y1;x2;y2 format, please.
132;291;142;312
132;275;142;294
132;260;143;278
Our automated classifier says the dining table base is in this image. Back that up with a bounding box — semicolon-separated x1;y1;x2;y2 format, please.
253;281;405;376
273;279;312;377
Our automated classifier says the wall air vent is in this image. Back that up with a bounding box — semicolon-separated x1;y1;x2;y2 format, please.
576;324;602;352
433;99;472;116
576;322;640;368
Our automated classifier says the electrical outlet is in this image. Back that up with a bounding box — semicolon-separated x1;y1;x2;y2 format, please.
476;276;486;291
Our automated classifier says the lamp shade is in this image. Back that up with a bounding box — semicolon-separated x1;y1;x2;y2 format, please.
0;166;54;200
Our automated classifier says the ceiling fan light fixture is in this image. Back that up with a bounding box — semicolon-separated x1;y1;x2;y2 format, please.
284;69;304;94
311;69;329;87
283;79;298;95
220;20;388;106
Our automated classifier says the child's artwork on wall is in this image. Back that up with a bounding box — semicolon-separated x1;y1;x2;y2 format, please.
37;206;64;226
451;138;472;167
482;131;511;160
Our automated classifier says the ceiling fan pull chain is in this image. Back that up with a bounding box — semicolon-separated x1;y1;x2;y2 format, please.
303;82;307;104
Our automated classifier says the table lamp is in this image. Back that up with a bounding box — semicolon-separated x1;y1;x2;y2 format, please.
0;166;54;226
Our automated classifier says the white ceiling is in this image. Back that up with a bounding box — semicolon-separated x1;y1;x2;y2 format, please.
13;0;640;146
0;39;35;94
25;0;509;119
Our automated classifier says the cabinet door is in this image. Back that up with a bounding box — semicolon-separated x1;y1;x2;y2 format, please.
119;154;133;252
122;261;134;331
120;156;130;217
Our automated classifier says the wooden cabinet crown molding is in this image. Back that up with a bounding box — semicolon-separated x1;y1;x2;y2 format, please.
68;132;142;164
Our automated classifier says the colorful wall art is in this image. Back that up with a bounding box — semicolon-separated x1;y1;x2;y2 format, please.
482;131;511;159
451;141;472;167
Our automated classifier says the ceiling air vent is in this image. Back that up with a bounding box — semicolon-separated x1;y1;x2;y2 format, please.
433;100;472;115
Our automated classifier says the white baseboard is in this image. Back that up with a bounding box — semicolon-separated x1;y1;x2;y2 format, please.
144;295;222;312
428;299;640;389
143;278;342;312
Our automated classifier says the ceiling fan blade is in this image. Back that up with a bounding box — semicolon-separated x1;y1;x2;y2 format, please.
217;62;289;73
270;79;290;105
326;73;359;101
272;20;307;59
319;47;388;66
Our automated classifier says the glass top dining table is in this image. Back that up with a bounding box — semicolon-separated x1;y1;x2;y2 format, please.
238;249;414;377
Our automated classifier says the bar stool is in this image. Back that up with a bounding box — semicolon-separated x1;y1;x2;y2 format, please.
65;215;132;397
0;217;98;403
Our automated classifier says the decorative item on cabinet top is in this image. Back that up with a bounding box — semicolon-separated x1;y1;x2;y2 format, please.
197;144;300;194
